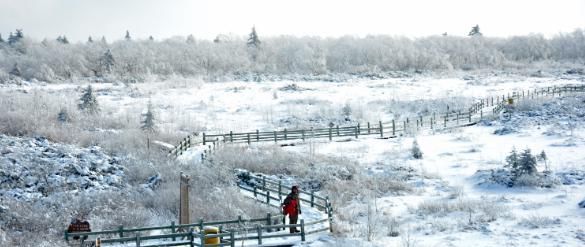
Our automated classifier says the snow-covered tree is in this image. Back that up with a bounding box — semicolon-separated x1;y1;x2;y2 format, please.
125;30;132;41
538;150;549;172
87;36;94;43
518;149;537;176
57;108;70;123
9;63;21;77
0;33;4;43
78;85;99;114
8;29;24;45
141;101;156;132
99;49;115;75
469;25;482;36
149;36;154;41
187;34;195;43
247;26;261;48
57;35;69;44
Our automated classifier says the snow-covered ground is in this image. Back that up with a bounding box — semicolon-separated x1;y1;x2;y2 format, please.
1;73;585;246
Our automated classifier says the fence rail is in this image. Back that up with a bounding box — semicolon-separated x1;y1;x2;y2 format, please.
169;84;585;159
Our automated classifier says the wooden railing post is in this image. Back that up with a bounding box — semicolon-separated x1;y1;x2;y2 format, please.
392;120;395;136
229;131;233;142
367;122;371;134
256;130;260;142
278;181;282;197
119;226;124;238
267;213;272;232
171;221;176;241
300;219;306;241
247;133;251;145
273;131;277;142
328;126;332;141
284;128;288;140
310;191;315;207
202;133;206;145
379;121;383;138
266;191;271;205
230;231;235;247
257;225;263;245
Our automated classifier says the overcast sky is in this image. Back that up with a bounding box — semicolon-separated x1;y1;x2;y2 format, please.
1;0;584;42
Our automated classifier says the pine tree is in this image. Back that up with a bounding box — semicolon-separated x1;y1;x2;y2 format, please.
247;26;261;48
101;36;108;44
78;85;99;114
468;25;482;36
125;30;131;41
0;33;4;43
186;34;195;43
57;108;70;123
9;63;21;77
99;49;115;74
148;35;154;41
87;36;94;43
141;101;156;132
518;149;537;176
412;139;423;159
57;35;69;44
538;150;548;172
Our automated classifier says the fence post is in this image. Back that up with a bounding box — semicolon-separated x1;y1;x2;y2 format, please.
336;125;340;136
247;133;251;145
278;181;282;197
480;109;483;120
119;226;124;238
457;112;460;125
354;126;358;138
202;133;206;145
136;233;141;247
200;230;205;247
430;116;433;129
189;231;194;247
199;219;204;230
267;191;271;205
420;116;423;127
310;191;315;207
262;176;266;190
230;231;235;247
257;225;263;245
444;114;447;128
328;126;332;141
267;213;272;233
357;123;361;135
403;121;407;134
326;196;333;232
367;122;371;134
392;120;395;136
171;221;176;241
253;187;257;198
468;111;471;123
274;131;277;142
379;121;383;138
284;128;288;140
302;130;305;141
256;130;260;142
300;219;306;241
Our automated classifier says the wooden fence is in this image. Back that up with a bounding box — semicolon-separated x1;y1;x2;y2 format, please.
65;175;332;246
169;84;585;159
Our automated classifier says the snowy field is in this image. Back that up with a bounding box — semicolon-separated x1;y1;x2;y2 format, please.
1;73;585;246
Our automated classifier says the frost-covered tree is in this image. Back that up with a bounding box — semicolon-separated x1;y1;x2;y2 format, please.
518;149;537;176
187;34;195;43
0;33;4;43
412;139;423;159
8;29;24;45
247;26;261;48
141;101;156;132
538;150;548;172
87;36;94;43
99;49;115;75
100;36;108;44
78;85;99;114
57;108;70;123
149;36;154;41
57;35;69;44
468;25;482;36
125;30;132;41
9;63;21;77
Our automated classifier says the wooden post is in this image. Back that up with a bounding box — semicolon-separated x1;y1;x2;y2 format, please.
457;112;460;125
336;125;340;136
278;181;282;197
180;172;191;225
367;122;371;134
136;233;141;247
229;131;233;142
392;120;395;136
379;121;383;138
119;226;124;238
310;191;315;207
257;225;263;245
274;131;277;142
420;116;423;127
266;191;271;205
256;130;260;142
284;128;288;140
328;126;332;141
300;219;306;241
302;130;305;141
468;111;471;122
354;126;358;138
247;133;251;145
171;221;176;241
480;109;483;120
202;133;206;145
444;114;447;128
266;213;272;233
357;123;361;135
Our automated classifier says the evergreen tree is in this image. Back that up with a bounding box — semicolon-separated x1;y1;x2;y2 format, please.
101;36;108;44
518;149;537;176
78;85;99;114
87;36;94;43
9;63;21;77
57;35;69;44
57;108;70;123
148;35;154;41
186;34;195;43
141;101;156;132
468;25;482;36
247;26;261;48
0;33;4;43
125;30;131;41
538;150;548;172
411;139;423;159
99;49;115;74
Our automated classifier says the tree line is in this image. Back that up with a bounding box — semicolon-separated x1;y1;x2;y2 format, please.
0;27;584;83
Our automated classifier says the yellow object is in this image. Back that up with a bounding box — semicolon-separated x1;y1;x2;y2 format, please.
204;226;220;244
507;98;514;105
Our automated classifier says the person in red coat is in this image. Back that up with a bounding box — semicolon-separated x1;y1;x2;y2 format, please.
282;186;301;233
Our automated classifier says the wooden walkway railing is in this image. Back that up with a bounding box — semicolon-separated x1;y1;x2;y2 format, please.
65;175;332;246
169;84;585;159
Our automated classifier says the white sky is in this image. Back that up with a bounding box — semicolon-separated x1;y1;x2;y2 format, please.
0;0;584;42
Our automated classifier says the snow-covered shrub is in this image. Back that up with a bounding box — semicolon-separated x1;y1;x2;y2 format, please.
579;199;585;208
518;215;561;229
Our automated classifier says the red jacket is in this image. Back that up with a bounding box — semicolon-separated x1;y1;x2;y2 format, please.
282;194;301;216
